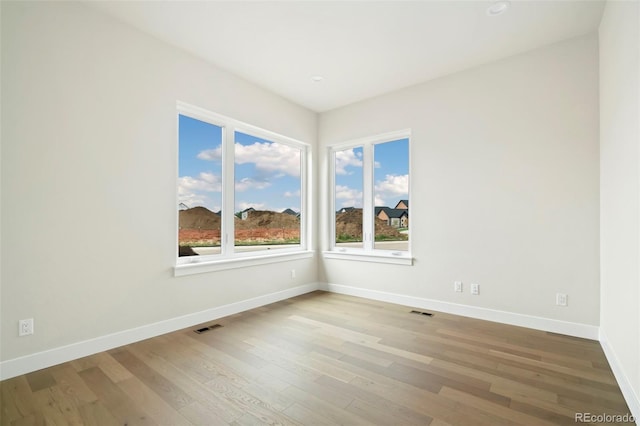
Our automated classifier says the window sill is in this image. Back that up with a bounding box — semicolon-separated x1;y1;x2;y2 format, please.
174;250;315;276
322;250;413;265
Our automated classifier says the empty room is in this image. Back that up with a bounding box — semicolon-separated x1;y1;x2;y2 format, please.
1;0;639;424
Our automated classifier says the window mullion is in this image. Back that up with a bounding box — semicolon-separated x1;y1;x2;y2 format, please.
300;146;308;250
222;126;235;256
362;144;374;251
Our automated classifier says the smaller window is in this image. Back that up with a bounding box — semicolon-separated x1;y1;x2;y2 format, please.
334;146;364;249
329;130;411;262
373;138;409;252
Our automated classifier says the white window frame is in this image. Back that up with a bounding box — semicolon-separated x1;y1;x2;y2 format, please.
175;102;312;276
325;129;412;266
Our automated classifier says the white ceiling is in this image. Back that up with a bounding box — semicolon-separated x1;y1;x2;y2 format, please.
88;1;605;112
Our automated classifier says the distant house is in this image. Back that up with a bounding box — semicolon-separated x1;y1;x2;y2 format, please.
395;200;409;210
375;206;390;224
337;207;357;214
389;209;408;228
282;208;297;216
178;202;190;210
240;207;255;220
376;207;408;228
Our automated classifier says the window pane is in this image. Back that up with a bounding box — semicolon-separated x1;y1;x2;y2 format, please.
234;131;301;253
373;139;409;251
178;115;223;257
334;146;364;249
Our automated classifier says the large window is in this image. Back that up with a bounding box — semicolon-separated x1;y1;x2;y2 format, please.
177;103;308;268
330;131;410;261
234;131;302;253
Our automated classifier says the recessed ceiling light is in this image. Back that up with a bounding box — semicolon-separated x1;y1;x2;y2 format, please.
311;76;324;82
486;0;510;16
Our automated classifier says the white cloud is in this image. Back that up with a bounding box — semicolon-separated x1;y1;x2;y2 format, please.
178;192;209;209
235;142;300;177
178;172;222;193
178;172;222;210
335;149;363;175
374;174;408;206
235;177;272;192
284;190;301;198
196;145;222;161
237;201;266;211
335;184;363;208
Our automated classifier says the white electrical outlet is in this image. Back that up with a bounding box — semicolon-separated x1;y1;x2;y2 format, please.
556;293;568;307
454;281;463;292
471;283;480;295
291;269;296;279
19;318;34;336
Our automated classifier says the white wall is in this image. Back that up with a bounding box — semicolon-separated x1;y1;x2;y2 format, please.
319;35;600;329
0;2;317;365
599;0;640;418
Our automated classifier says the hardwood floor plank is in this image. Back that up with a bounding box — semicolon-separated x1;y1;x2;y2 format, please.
1;376;37;423
317;375;434;425
435;327;595;369
262;364;355;410
507;399;582;425
1;291;632;425
110;349;195;410
346;397;432;426
288;314;381;344
48;364;98;404
245;337;358;384
488;349;619;385
281;402;336;425
124;339;248;413
177;401;236;426
202;376;299;425
31;387;85;426
439;386;557;426
496;362;628;405
115;376;193;425
279;384;370;425
75;400;122;426
206;374;295;413
24;371;56;393
77;366;157;426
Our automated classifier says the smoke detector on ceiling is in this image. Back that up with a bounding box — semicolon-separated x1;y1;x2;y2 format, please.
486;0;511;16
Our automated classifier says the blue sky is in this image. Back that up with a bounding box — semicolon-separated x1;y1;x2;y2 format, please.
335;138;409;209
178;115;301;213
179;115;408;213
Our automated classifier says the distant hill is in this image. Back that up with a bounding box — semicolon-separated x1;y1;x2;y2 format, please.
180;207;300;230
179;206;221;229
335;209;407;240
236;210;299;230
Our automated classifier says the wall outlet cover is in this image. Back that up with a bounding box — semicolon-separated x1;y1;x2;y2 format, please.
556;293;568;306
19;318;34;336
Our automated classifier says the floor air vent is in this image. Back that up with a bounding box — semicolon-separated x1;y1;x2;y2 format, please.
194;324;222;334
410;310;434;317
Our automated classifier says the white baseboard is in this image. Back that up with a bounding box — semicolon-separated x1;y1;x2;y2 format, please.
599;329;640;424
320;282;600;340
0;281;611;382
5;280;637;423
0;282;320;381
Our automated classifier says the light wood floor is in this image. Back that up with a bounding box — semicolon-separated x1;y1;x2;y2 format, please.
1;291;632;425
